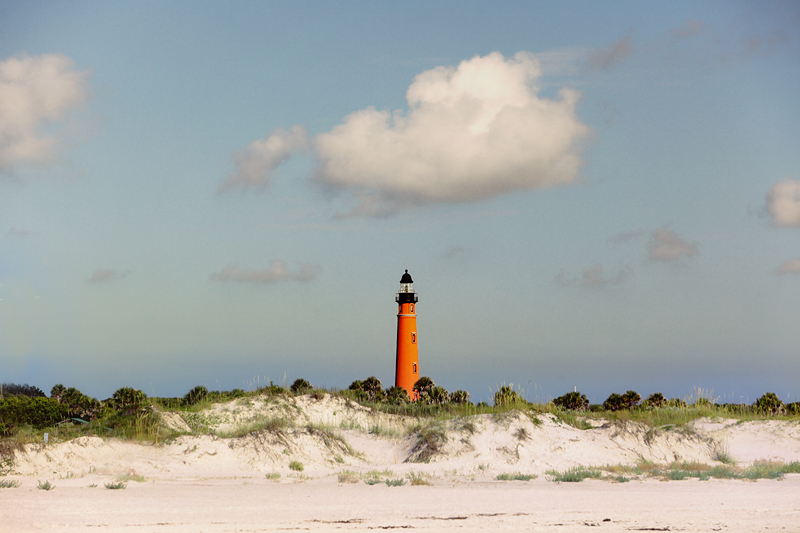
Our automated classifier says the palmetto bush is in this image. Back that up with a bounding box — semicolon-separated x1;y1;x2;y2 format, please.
553;391;589;411
113;387;147;414
644;393;667;409
753;392;785;415
183;386;208;406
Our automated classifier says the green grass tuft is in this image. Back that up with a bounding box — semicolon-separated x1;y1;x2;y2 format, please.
496;472;536;481
37;480;54;490
0;479;21;488
289;460;304;472
545;466;602;483
104;481;127;489
384;478;405;486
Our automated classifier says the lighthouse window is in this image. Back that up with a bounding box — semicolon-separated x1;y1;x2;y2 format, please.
410;304;414;312
413;363;417;373
411;332;416;343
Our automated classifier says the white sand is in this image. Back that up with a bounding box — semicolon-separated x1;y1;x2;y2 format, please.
2;394;799;531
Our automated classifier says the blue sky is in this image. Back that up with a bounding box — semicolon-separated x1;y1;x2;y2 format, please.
1;1;798;404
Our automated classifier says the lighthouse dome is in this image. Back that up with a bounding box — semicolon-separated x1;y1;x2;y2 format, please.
400;269;413;283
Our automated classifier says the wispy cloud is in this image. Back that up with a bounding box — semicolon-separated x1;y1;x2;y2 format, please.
443;245;469;259
211;261;318;283
89;269;126;284
648;227;699;262
671;19;707;41
226;51;590;217
608;230;645;245
587;32;634;70
0;53;91;176
766;178;800;227
7;227;35;237
777;258;800;275
554;263;631;288
219;125;307;192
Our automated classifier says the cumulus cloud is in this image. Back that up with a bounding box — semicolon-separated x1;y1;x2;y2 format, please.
211;261;317;283
648;227;698;262
233;52;590;217
554;263;631;288
89;269;125;284
777;258;800;275
766;178;800;227
219;125;307;192
587;33;633;70
0;53;91;175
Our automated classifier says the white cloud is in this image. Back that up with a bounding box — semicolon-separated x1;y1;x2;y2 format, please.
648;227;698;262
311;51;591;216
587;33;633;70
211;261;317;283
89;269;125;284
766;178;800;227
0;53;91;175
777;258;800;275
554;263;630;288
219;125;307;192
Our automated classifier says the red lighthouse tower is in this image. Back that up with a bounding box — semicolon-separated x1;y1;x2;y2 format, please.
395;270;420;399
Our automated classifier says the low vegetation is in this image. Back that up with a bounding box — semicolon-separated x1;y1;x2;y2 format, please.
496;472;537;481
1;378;798;479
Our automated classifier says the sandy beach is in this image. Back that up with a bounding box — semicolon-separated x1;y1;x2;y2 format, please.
3;394;799;532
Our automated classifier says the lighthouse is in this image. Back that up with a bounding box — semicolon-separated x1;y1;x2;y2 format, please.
395;270;420;399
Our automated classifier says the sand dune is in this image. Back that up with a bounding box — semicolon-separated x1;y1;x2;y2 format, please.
3;394;799;531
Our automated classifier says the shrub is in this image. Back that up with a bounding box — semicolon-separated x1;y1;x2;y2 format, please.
753;393;785;415
360;376;384;402
112;387;147;414
493;385;525;408
290;379;313;395
553;391;589;411
603;391;640;411
644;392;667;409
183;386;208;406
0;396;69;431
0;479;21;488
55;387;101;420
449;390;470;404
289;461;304;472
385;478;404;486
104;481;127;489
385;386;410;405
427;386;449;405
413;377;435;402
37;480;54;490
1;383;45;398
